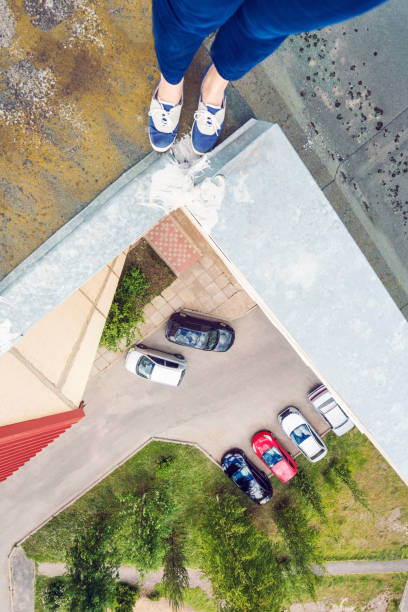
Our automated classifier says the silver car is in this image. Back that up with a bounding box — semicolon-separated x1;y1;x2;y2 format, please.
278;406;327;463
125;344;186;387
308;385;354;437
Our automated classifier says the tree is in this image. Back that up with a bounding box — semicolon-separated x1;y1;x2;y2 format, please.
273;496;323;598
162;527;189;611
118;489;173;574
64;514;120;612
289;466;326;520
198;494;284;612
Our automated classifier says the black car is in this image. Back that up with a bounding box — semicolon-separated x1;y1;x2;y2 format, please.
221;449;273;504
165;311;235;352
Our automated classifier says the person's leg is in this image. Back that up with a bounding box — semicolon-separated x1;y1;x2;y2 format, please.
152;0;243;102
192;0;387;153
204;0;387;100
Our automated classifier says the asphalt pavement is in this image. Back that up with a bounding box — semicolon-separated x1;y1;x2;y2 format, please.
0;307;325;610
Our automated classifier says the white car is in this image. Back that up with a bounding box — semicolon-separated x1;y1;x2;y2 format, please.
278;406;327;463
308;385;354;437
125;344;186;387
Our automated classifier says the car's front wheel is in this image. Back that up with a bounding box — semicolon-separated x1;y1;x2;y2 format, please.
137;343;146;349
174;353;184;360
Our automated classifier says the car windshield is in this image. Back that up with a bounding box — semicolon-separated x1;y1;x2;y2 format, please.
206;330;219;350
231;465;254;484
136;355;154;379
290;424;311;445
261;447;283;467
174;327;208;349
231;466;265;500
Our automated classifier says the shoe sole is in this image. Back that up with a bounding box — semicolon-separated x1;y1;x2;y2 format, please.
190;127;208;156
149;136;175;153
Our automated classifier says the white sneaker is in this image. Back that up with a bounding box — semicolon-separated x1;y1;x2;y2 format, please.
191;67;226;155
148;84;183;152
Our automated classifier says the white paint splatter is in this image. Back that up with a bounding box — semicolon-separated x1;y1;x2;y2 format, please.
147;153;226;233
231;170;253;206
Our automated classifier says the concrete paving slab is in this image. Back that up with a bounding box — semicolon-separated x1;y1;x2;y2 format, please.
10;547;34;612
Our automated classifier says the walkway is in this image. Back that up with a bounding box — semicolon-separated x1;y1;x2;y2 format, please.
37;559;408;582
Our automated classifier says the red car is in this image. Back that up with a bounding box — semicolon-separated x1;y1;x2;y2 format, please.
252;431;297;482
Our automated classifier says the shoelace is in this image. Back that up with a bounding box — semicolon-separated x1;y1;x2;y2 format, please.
194;108;222;135
149;102;176;132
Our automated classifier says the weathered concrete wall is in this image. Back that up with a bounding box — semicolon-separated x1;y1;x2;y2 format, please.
0;0;155;279
0;249;126;426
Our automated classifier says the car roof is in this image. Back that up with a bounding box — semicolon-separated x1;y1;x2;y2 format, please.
298;435;323;457
150;364;181;386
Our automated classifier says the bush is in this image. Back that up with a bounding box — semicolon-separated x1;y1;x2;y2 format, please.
118;489;174;573
100;266;151;351
42;577;66;611
114;582;140;611
147;587;162;601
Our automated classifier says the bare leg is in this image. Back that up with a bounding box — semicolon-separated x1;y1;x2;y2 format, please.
157;74;184;105
201;64;229;106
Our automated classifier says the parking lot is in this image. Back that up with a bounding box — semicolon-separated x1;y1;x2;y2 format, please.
86;306;330;469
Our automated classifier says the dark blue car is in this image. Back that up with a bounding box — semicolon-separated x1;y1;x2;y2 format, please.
221;449;273;504
165;311;235;352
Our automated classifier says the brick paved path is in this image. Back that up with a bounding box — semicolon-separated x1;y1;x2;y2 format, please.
145;215;201;276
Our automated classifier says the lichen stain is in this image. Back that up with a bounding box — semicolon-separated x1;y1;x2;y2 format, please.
0;0;156;279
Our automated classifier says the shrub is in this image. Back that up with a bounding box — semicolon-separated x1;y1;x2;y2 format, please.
42;577;66;611
100;266;150;351
114;582;140;611
147;587;162;601
118;489;174;574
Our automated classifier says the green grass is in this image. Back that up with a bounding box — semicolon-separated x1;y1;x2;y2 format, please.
34;574;406;612
25;432;408;599
23;442;238;565
184;587;217;612
34;574;49;612
290;573;407;611
249;429;408;561
34;574;68;612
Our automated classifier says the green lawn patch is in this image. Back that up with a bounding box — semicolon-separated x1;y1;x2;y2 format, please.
100;239;176;351
291;573;407;610
23;442;235;565
25;432;408;606
184;587;217;612
249;429;408;561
